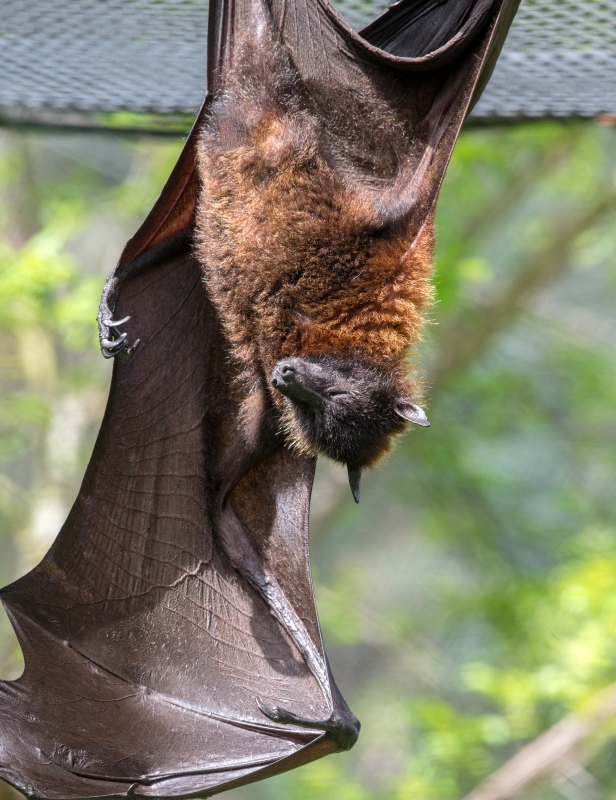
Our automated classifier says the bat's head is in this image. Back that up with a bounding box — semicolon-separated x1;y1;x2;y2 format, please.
271;353;428;502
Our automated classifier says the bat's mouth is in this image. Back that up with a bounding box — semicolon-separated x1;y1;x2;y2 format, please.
271;360;321;407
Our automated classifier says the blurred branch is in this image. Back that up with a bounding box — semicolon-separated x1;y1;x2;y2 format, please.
429;191;616;393
461;682;616;800
459;152;546;248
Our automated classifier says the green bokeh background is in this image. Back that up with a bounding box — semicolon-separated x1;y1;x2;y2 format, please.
0;119;615;800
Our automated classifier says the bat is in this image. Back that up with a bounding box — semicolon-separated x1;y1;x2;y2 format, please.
0;0;519;798
193;25;436;503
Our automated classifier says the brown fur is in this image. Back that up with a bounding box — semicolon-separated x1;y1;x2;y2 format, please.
195;25;434;464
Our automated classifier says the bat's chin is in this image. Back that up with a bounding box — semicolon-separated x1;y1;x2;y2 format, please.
284;405;392;469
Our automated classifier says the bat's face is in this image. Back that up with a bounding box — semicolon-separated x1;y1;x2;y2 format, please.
271;353;428;471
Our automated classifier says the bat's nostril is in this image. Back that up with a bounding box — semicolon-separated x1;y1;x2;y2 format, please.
280;364;296;377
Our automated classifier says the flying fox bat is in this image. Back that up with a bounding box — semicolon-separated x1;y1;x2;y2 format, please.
0;0;518;797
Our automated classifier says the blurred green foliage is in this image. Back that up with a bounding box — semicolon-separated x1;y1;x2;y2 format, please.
0;119;615;800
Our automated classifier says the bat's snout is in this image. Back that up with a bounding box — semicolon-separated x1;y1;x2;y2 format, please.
271;359;320;406
271;361;296;386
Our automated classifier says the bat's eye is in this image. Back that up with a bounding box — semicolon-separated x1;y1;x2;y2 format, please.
326;389;347;398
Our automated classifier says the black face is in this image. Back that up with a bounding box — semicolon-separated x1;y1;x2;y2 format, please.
271;353;428;468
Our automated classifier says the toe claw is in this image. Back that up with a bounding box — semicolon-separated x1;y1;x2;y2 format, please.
257;700;318;727
100;333;127;349
256;699;360;750
125;338;140;356
102;316;130;327
256;699;281;721
99;315;137;359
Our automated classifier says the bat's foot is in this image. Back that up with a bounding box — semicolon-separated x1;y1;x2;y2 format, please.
257;700;360;751
99;316;140;359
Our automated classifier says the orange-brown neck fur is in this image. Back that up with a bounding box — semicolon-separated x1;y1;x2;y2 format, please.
195;29;434;467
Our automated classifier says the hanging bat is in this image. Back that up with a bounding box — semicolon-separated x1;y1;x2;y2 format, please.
193;21;436;503
0;0;519;798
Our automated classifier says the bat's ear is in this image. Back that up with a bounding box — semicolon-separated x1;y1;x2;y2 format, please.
347;465;362;504
396;401;430;427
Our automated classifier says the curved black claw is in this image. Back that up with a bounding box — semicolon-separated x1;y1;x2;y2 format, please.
99;316;139;359
257;699;360;751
